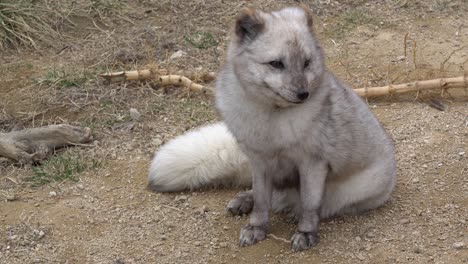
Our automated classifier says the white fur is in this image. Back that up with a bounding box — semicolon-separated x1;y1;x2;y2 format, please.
148;122;250;192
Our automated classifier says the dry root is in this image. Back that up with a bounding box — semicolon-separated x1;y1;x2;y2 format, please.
100;69;468;98
0;125;93;164
99;69;216;94
355;76;468;98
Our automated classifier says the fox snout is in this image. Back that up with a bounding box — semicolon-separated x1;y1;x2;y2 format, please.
296;90;309;101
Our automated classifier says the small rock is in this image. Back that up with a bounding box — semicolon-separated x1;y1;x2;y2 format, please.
8;235;18;240
199;205;209;213
129;108;141;121
223;225;229;230
397;55;406;61
160;235;167;241
355;252;366;261
220;242;228;248
77;184;85;190
175;195;188;202
355;236;362;242
413;247;422;254
194;241;201;246
399;218;410;224
6;194;17;201
459;151;465;156
152;138;163;147
453;242;465;249
48;191;57;197
412;177;420;183
169;50;187;60
366;232;376;238
33;229;45;240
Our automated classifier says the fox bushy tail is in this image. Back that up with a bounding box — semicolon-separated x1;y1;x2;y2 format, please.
147;122;251;192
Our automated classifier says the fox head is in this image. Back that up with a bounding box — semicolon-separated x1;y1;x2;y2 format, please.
227;6;325;107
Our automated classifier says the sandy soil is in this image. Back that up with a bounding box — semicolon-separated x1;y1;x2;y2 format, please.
0;1;467;263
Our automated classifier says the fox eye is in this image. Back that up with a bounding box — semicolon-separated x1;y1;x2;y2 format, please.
304;59;310;69
268;60;284;69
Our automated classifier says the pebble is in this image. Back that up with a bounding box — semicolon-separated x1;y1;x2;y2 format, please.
77;184;85;190
129;108;141;121
399;218;410;224
223;225;229;230
412;177;420;183
355;252;366;261
194;241;201;246
199;205;209;213
152;138;163;147
33;229;45;240
396;55;406;61
48;191;57;197
169;50;187;60
6;194;17;201
453;242;465;249
220;242;228;248
160;235;167;240
175;195;188;202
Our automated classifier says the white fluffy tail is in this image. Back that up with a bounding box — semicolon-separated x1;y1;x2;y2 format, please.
148;122;251;192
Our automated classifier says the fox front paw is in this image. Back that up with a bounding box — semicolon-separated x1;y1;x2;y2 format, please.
291;231;319;252
239;224;266;247
226;191;253;216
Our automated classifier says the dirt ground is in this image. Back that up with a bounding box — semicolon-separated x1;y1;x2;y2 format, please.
0;0;467;263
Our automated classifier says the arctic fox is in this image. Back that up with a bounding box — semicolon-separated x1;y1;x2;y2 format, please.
148;6;396;251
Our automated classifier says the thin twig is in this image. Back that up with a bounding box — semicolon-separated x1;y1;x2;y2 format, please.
268;233;291;243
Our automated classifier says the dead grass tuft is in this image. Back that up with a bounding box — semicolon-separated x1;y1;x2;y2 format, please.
0;0;73;50
324;9;378;40
26;149;102;187
0;0;129;50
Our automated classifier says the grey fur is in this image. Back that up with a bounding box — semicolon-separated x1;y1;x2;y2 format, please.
215;7;396;251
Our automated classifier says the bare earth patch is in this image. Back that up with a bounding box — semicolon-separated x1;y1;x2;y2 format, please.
1;1;467;263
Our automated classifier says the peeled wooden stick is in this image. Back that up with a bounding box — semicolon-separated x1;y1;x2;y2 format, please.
100;69;467;98
100;69;155;81
157;75;213;94
99;69;216;93
354;76;467;97
0;125;93;164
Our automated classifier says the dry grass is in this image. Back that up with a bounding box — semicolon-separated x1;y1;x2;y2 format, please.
26;149;102;187
0;0;129;50
0;0;73;50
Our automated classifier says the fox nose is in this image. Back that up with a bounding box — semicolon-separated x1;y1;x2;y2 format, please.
297;91;309;101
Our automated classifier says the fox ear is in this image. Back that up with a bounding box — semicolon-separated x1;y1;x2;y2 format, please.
235;8;265;43
298;5;314;29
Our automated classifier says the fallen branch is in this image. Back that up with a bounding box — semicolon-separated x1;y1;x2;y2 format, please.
99;69;216;94
0;125;93;164
158;75;213;94
355;76;467;98
100;69;467;98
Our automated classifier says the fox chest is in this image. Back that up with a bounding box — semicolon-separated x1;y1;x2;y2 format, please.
227;112;318;155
